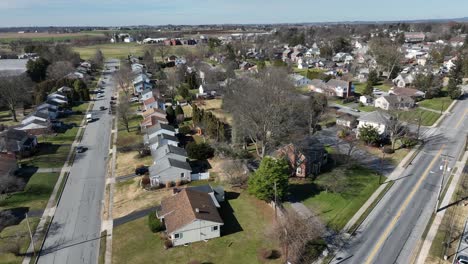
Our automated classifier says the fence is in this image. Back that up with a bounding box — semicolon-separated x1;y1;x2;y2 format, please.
191;172;210;181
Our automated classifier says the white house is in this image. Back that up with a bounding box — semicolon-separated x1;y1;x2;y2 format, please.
157;188;224;246
144;123;176;145
393;73;415;87
360;95;373;106
140;89;153;102
147;133;178;151
374;95;415;111
357;111;391;136
148;156;192;186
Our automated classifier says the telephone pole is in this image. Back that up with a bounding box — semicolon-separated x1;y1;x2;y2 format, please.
274;181;278;221
25;213;36;257
435;154;450;213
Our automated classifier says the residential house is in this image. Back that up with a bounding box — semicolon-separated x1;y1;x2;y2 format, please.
336;114;358;128
149;156;192;186
21;111;49;125
393;73;415;87
282;49;293;61
133;74;152;94
357;111;391;136
151;144;187;163
0;128;37;156
326;79;353;98
389;87;425;99
0;152;18;178
290;74;312;87
143;97;159;111
140;108;169;129
187;184;225;203
374;95;415;111
47;93;68;105
144;123;176;144
291;51;303;62
360;95;373;106
156;188;223;246
309;79;335;96
16;120;51;135
140;89;154;102
147;133;178;151
404;32;425;43
297;59;309;69
275;138;328;177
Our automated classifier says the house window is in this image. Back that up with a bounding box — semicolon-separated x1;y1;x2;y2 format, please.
296;167;302;175
181;173;185;178
212;226;218;231
174;233;183;239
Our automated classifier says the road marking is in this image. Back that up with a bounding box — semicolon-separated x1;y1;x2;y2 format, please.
455;109;467;129
364;145;445;264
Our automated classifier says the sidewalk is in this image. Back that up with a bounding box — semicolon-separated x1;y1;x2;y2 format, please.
415;150;468;264
22;103;92;264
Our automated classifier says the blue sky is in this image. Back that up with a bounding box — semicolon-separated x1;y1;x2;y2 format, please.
1;0;468;27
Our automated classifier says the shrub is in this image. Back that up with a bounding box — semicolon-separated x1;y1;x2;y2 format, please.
401;136;418;148
164;239;173;249
141;175;150;186
325;121;336;128
148;212;164;233
337;129;347;139
383;146;395;154
186;142;215;160
178;126;192;135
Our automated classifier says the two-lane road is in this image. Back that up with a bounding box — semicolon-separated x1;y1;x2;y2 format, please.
37;60;119;264
333;97;468;264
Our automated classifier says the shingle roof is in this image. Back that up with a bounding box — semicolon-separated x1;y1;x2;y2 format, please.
152;144;187;160
147;123;175;136
358;111;391;124
159;188;223;234
326;79;349;88
149;156;191;176
381;95;414;105
147;133;178;146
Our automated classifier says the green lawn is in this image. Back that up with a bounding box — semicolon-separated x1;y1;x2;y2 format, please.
19;144;70;168
112;191;281;264
418;97;453;112
0;110;19;126
353;82;392;94
291;166;382;231
397;108;441;126
357;105;376;112
0;172;59;211
0;217;40;264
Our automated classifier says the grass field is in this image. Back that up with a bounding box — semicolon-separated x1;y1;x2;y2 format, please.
418;97;453;112
0;217;40;264
73;43;199;60
291;166;382;231
397;108;441;126
353;82;392;94
0;32;105;43
0;172;59;211
19;144;70;168
112;191;281;264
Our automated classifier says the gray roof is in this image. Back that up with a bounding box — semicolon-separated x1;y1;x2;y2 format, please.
147;123;175;136
151;144;187;161
327;79;349;88
147;133;178;146
358;111;391;124
381;95;414;105
150;157;191;175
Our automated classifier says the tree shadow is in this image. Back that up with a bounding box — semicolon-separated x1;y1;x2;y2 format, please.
288;181;322;202
219;192;243;236
0;207;28;231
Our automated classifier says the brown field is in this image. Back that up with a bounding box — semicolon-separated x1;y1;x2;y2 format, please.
0;32;105;42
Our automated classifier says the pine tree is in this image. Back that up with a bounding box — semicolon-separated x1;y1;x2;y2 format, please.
166;106;175;124
363;81;374;95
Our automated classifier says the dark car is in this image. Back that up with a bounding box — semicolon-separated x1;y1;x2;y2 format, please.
76;146;87;153
135;166;149;175
111;96;116;100
100;106;106;111
457;255;468;264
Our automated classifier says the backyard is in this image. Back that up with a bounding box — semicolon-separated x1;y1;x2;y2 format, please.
112;190;281;264
289;165;382;231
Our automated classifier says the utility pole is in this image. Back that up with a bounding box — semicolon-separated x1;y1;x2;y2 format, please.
416;112;422;141
25;213;36;257
274;181;278;221
435;154;450;213
379;145;385;184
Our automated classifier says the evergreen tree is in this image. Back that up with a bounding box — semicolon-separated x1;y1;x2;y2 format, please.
447;78;462;99
248;157;289;202
363;81;374;95
358;125;380;145
367;70;379;85
166;106;175;124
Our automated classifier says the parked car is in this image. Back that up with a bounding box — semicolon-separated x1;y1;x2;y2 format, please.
111;96;116;100
457;255;468;264
352;108;360;112
97;94;104;98
129;97;139;103
135;166;149;175
100;106;106;111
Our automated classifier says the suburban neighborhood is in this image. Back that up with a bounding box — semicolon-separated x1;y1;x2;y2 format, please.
0;3;468;264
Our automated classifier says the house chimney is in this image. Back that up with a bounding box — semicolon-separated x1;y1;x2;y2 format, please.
195;208;200;213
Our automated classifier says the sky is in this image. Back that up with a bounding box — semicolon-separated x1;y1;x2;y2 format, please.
1;0;468;27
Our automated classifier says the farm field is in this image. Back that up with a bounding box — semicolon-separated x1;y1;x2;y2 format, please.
0;32;105;43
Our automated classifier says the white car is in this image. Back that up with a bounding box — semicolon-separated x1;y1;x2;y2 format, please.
129;97;139;102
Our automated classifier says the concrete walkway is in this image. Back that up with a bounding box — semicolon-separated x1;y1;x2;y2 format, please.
22;103;92;264
36;167;62;173
419;106;443;114
415;150;468;264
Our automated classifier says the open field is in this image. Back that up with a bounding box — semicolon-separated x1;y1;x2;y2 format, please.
73;43;198;60
115;151;153;177
290;166;382;231
112;190;281;264
0;32;105;43
397;108;441;126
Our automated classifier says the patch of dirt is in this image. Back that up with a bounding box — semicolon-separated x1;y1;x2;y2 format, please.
115;151;153;177
112;177;172;219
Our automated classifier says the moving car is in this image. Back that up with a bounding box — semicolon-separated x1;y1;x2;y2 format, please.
76;146;87;153
135;166;149;175
86;113;93;122
100;106;106;111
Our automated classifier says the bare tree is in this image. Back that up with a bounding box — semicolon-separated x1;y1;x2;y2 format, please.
91;49;105;69
220;160;249;186
268;209;324;263
387;113;408;151
369;37;402;79
0;175;24;201
117;95;132;132
338;128;360;164
224;68;298;158
115;64;135;96
303;94;327;136
46;61;74;80
155;44;170;62
0;75;30;122
321;168;347;193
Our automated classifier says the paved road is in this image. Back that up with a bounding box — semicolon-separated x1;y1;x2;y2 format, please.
332;97;468;264
37;60;119;264
113;206;160;227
